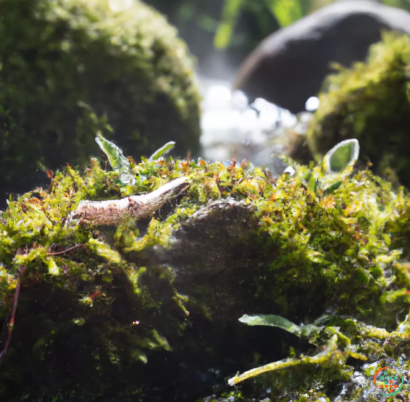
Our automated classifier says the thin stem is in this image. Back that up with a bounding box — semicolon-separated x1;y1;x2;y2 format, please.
0;265;27;363
47;244;84;256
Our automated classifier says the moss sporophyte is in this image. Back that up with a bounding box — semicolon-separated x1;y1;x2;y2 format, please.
0;135;410;400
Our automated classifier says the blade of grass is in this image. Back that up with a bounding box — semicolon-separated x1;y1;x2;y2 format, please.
214;0;243;49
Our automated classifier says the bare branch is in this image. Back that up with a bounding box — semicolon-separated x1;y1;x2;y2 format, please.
70;177;189;226
47;244;85;256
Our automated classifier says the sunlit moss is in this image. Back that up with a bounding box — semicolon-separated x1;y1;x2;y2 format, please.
307;32;410;187
1;140;410;399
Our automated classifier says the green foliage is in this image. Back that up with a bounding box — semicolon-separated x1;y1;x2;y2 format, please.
0;0;201;201
308;32;410;187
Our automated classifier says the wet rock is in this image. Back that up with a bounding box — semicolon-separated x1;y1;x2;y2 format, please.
234;1;410;113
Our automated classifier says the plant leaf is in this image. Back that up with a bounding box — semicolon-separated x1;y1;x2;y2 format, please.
323;139;360;174
214;0;242;49
149;141;176;161
95;133;135;185
238;314;302;336
269;0;303;28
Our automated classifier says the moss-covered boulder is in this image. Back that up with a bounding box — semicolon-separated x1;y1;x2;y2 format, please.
307;32;410;187
0;0;201;202
0;137;410;401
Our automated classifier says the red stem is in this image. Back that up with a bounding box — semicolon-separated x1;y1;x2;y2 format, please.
47;244;84;256
0;265;27;363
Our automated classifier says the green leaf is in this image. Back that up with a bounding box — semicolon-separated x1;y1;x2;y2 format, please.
214;0;242;49
148;141;176;161
238;314;302;336
269;0;303;28
324;180;342;195
323;139;360;174
95;133;135;185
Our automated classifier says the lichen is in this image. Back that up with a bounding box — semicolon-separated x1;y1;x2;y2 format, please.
307;31;410;187
1;136;410;400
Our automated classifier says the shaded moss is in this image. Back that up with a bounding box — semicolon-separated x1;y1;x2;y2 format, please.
307;32;410;187
1;138;410;400
0;0;201;201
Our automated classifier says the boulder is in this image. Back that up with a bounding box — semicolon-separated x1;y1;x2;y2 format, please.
234;0;410;113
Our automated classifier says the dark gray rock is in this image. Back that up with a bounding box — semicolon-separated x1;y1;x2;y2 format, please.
234;1;410;113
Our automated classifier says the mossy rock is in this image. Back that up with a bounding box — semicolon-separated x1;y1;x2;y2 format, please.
0;0;201;201
1;137;410;400
307;32;410;187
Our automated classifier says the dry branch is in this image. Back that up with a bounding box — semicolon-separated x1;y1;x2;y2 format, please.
71;177;189;226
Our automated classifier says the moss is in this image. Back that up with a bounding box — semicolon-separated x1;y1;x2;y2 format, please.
1;137;410;400
307;32;410;187
0;0;201;201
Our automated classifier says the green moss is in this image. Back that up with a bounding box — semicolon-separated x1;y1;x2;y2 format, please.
307;32;410;186
1;137;410;400
0;0;201;201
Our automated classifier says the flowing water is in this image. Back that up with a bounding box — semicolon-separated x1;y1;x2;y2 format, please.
198;74;318;175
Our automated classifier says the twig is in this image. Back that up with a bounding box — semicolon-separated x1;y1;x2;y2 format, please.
47;244;84;256
0;265;27;364
70;177;190;226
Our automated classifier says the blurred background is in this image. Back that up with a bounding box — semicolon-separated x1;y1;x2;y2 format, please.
144;0;410;170
146;0;410;79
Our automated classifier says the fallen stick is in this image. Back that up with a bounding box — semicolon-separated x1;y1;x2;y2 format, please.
70;177;189;226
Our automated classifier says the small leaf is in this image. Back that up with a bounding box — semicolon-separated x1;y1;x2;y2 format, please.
95;133;135;185
323;139;360;174
149;141;176;161
238;314;301;336
324;180;342;195
95;134;128;171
